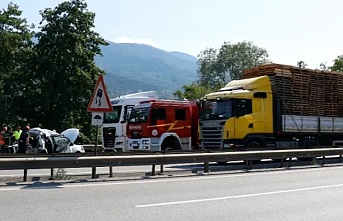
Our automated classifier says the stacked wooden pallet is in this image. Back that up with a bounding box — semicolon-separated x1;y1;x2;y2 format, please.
243;64;343;117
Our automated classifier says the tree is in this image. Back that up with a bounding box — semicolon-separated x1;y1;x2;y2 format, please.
33;0;108;134
175;41;270;99
215;41;270;82
197;48;221;90
0;3;35;125
174;82;212;100
330;55;343;72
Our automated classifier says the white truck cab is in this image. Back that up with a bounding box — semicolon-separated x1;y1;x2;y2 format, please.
102;91;157;152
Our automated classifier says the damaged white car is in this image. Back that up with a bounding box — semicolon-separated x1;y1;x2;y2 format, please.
14;128;85;154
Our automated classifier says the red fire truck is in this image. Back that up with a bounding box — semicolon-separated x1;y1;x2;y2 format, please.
126;100;199;151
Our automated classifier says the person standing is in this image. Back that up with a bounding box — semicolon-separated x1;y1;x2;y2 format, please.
3;126;13;153
17;126;30;154
0;126;6;153
12;125;22;142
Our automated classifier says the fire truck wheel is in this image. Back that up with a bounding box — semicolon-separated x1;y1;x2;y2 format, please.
163;146;173;151
161;137;181;151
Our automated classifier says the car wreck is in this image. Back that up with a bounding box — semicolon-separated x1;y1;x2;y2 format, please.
14;128;85;154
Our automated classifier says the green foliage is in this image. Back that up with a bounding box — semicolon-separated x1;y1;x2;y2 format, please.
0;0;108;140
330;55;343;72
175;41;270;99
198;41;270;90
174;82;212;100
32;0;108;135
197;48;222;90
0;3;35;125
51;168;70;180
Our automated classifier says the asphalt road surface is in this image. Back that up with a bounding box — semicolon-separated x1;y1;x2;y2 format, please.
1;164;343;220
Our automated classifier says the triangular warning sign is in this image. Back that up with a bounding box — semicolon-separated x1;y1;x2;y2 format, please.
87;75;113;113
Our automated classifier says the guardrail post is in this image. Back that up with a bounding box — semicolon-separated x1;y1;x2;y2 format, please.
159;164;164;175
92;125;99;179
321;156;325;166
288;157;292;168
204;162;209;173
151;165;156;176
340;155;342;163
280;158;284;168
109;166;113;177
23;169;27;182
50;168;54;180
92;167;97;179
245;160;252;170
245;160;249;170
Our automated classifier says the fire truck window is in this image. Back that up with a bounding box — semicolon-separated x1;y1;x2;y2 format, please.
157;108;166;120
175;109;186;120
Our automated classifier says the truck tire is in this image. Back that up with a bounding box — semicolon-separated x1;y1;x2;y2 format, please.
161;137;181;151
163;146;174;152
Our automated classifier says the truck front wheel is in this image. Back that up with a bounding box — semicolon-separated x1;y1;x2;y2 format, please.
161;137;181;151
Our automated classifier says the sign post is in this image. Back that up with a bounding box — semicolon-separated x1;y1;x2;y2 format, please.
87;75;113;179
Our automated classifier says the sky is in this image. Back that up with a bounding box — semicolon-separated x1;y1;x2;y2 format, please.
2;0;343;68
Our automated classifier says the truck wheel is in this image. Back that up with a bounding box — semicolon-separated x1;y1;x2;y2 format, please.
161;137;181;151
163;146;174;152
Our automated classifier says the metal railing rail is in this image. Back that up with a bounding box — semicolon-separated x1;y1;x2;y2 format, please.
0;148;342;182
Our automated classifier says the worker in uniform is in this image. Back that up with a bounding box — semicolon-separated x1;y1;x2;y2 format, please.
12;125;22;143
17;126;30;154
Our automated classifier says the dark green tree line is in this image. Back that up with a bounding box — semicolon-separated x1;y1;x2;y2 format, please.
0;2;34;124
34;0;108;135
0;0;108;140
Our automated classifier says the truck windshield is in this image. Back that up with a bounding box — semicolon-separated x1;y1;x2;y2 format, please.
128;107;149;123
104;106;122;123
200;100;232;120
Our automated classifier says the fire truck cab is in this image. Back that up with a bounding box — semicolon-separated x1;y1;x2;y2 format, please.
126;100;199;151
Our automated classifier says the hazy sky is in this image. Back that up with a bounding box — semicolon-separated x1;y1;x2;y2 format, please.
2;0;343;68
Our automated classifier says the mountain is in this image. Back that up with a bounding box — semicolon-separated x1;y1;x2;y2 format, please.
169;51;198;63
95;41;198;98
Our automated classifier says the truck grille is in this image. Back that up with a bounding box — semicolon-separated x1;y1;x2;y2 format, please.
103;127;116;148
201;126;223;149
103;138;115;148
130;131;142;139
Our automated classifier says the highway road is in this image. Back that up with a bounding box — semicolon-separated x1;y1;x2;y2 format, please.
0;164;343;220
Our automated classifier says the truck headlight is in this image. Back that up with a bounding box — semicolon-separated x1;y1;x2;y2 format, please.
142;140;149;144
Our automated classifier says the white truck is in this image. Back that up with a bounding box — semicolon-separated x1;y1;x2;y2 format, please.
102;91;158;152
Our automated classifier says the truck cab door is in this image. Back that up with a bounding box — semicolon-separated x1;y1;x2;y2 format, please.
233;99;254;139
122;105;134;136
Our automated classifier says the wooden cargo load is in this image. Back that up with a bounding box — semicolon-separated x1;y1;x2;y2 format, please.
243;64;343;117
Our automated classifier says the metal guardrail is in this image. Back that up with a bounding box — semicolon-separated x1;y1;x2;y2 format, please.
0;148;342;182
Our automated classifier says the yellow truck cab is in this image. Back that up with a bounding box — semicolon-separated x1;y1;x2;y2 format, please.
199;76;274;149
